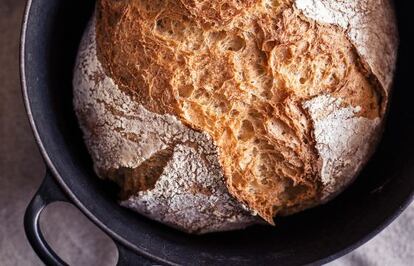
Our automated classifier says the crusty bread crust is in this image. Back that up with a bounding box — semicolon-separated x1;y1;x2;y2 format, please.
73;0;397;232
92;0;396;224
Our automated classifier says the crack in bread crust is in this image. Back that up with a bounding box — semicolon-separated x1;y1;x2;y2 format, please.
94;0;394;223
295;0;398;96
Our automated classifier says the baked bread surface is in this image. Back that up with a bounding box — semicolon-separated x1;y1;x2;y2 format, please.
74;0;397;232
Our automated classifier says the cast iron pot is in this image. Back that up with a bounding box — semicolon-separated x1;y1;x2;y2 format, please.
21;0;414;265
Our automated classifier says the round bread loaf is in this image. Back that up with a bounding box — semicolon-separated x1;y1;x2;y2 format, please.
73;0;398;233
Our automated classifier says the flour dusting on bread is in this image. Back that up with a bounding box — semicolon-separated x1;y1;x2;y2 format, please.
303;95;380;199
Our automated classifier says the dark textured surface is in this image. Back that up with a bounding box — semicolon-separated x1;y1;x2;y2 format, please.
0;1;117;265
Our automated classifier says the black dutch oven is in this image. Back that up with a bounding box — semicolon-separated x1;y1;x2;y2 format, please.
20;0;414;265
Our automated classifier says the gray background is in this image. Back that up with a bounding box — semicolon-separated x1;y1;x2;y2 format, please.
0;0;412;265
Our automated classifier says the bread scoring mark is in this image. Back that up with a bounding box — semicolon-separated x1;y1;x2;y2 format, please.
295;0;398;95
73;19;258;233
110;147;175;198
95;0;389;223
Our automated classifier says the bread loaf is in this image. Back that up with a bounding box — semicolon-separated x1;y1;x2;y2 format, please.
73;0;397;233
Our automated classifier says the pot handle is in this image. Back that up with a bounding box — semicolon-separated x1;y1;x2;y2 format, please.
24;170;156;266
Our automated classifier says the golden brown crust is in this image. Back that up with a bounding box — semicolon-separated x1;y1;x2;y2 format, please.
96;0;386;223
179;0;257;27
